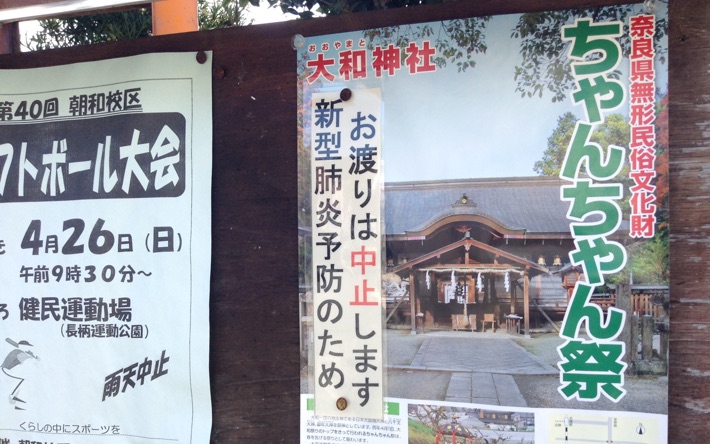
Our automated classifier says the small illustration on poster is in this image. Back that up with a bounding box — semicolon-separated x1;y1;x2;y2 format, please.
2;338;39;410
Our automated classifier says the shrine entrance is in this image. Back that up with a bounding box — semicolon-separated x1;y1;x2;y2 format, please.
388;235;548;336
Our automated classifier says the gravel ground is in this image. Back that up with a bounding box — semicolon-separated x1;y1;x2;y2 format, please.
510;331;565;367
386;328;429;366
511;331;668;414
386;369;451;401
514;373;668;414
385;329;451;401
304;329;668;415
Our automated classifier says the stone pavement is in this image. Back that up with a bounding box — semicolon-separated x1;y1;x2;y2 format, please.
447;372;526;406
388;332;557;406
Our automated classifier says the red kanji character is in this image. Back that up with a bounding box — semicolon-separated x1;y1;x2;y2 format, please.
629;103;655;126
630;14;655;38
631;37;654;59
405;41;436;74
339;50;367;81
351;245;377;274
351;279;378;306
630;169;656;193
629;147;656;171
307;53;336;83
630;213;656;238
630;125;655;149
629;82;655;104
630;190;656;215
372;44;401;77
630;59;655;83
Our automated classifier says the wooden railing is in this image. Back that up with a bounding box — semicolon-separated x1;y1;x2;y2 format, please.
631;292;668;322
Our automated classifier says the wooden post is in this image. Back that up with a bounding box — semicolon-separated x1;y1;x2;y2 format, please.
642;315;654;360
0;22;20;54
629;313;639;375
616;283;633;372
152;0;198;35
510;274;516;315
409;270;417;335
660;327;669;361
523;269;530;338
462;274;468;321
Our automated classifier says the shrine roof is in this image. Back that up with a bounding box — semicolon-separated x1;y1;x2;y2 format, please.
384;176;586;237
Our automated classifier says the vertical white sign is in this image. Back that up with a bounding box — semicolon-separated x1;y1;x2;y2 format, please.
310;88;384;419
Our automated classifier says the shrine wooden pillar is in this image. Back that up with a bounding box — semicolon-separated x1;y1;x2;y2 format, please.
510;274;516;314
523;269;530;338
409;270;417;335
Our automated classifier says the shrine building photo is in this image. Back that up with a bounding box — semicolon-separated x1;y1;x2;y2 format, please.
382;175;626;336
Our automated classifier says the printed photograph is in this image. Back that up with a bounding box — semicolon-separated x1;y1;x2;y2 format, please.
407;403;534;444
298;1;669;417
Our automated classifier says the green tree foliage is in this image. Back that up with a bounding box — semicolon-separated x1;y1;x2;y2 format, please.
534;112;630;177
24;0;248;51
25;0;669;106
26;8;152;50
299;3;667;99
653;94;669;229
512;5;667;102
407;418;436;444
627;93;669;285
257;0;457;19
628;234;669;284
361;17;490;72
201;0;251;29
407;418;437;444
533;112;576;177
540;99;671;286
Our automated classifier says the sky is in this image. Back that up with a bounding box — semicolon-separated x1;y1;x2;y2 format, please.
379;13;581;182
244;4;296;24
17;2;295;50
299;4;668;183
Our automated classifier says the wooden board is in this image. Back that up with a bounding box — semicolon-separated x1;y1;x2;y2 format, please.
1;0;708;441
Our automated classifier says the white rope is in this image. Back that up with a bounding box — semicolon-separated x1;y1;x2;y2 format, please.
419;267;524;275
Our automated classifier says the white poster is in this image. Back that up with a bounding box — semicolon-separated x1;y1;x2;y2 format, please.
0;52;212;443
298;2;669;443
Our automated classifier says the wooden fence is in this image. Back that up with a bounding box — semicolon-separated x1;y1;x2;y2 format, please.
1;0;709;441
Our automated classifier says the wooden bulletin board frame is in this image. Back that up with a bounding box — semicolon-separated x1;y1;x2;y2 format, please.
1;0;708;441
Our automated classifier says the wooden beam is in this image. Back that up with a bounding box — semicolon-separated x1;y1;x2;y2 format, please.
0;21;19;54
391;237;548;276
0;0;64;7
421;264;524;271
